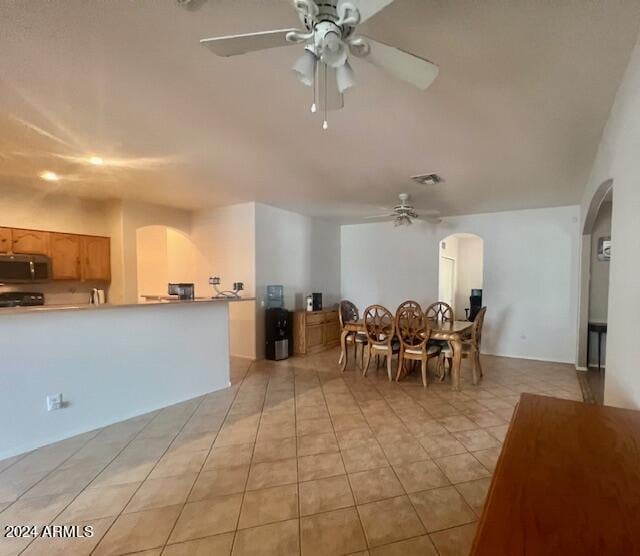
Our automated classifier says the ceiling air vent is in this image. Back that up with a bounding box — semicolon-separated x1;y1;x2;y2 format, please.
411;173;443;186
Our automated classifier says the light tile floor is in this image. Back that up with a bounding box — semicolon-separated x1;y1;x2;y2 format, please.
0;350;583;555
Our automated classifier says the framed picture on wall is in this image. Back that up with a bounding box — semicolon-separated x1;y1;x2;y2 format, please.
597;237;611;261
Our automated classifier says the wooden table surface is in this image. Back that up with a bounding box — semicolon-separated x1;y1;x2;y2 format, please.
472;393;640;555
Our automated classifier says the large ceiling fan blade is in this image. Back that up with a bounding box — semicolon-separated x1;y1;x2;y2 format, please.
318;65;344;111
358;36;439;90
363;213;394;219
200;29;299;57
339;0;396;24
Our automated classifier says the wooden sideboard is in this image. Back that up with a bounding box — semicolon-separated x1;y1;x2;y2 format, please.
293;308;340;355
0;226;111;282
472;393;640;555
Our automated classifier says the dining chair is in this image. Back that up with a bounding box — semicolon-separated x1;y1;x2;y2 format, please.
363;305;399;382
395;305;440;387
424;301;454;322
438;306;487;384
339;300;368;369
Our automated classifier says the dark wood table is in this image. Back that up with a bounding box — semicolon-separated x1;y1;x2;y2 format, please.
472;393;640;555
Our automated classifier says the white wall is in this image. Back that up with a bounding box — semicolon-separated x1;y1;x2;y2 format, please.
192;203;257;359
255;203;341;359
580;34;640;408
0;302;231;459
341;205;580;363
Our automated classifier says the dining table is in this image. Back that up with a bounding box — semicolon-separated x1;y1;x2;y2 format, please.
340;318;474;390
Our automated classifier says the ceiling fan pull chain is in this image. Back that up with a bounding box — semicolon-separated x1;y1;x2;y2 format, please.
311;60;318;113
323;63;329;130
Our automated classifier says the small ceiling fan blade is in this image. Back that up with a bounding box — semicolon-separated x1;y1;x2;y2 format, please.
417;209;441;216
339;0;396;23
358;36;439;90
318;65;344;111
200;29;298;57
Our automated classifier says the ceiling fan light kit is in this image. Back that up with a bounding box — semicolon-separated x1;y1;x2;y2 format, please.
199;0;439;130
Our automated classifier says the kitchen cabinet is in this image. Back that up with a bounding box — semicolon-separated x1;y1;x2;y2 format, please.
82;235;110;281
50;233;82;280
0;228;10;253
293;309;340;355
11;229;50;255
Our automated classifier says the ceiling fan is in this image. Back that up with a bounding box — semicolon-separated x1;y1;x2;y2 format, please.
364;193;441;226
198;0;439;129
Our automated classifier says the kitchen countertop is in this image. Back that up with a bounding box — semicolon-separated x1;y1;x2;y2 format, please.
0;297;255;316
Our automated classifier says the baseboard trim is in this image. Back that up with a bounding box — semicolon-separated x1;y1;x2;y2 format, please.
482;352;575;365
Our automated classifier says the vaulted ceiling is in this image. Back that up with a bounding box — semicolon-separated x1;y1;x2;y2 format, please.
1;0;639;221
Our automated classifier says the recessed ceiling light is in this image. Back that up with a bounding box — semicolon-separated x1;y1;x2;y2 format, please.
39;171;59;182
89;156;104;166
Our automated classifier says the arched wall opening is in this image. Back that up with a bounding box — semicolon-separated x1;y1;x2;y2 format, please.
438;233;484;320
135;225;198;301
577;179;613;395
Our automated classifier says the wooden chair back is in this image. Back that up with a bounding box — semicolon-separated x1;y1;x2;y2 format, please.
339;300;359;328
363;305;395;344
471;306;487;348
396;300;421;315
396;305;429;351
425;302;454;322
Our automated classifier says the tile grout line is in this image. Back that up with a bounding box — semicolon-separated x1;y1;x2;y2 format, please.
224;363;270;555
87;395;209;555
156;383;246;554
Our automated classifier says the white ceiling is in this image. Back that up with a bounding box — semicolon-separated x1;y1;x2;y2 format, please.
1;0;639;222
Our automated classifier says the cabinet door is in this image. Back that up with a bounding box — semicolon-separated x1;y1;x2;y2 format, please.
0;228;10;253
11;229;50;255
325;321;341;345
82;236;110;281
306;324;325;352
50;233;81;280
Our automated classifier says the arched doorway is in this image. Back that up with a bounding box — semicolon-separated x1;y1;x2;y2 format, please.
135;225;198;301
577;179;613;403
439;233;484;320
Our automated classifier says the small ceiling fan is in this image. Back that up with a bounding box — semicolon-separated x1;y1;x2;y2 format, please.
198;0;439;129
364;193;441;226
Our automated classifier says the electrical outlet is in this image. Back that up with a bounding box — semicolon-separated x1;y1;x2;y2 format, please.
46;394;63;411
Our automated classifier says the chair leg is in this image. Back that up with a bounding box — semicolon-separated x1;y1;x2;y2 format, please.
363;346;371;377
421;358;428;388
396;350;404;382
471;351;479;386
439;355;447;382
386;350;393;382
360;343;366;369
476;352;484;379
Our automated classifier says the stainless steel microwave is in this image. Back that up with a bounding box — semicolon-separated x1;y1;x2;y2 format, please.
0;254;51;283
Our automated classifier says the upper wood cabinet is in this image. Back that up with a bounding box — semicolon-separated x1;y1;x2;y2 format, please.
82;235;110;281
50;233;82;280
11;229;50;255
0;225;111;282
0;228;11;253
